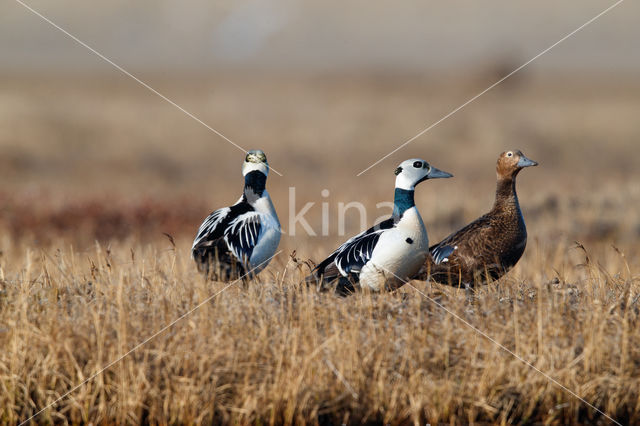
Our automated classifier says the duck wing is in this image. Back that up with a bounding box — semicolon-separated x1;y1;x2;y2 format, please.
192;202;261;265
192;206;232;251
311;218;395;284
223;211;263;264
427;214;498;285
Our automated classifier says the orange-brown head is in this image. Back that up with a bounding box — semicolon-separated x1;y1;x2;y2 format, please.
496;150;538;180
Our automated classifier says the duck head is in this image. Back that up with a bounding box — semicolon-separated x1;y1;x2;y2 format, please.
242;149;269;177
496;150;538;179
394;159;453;190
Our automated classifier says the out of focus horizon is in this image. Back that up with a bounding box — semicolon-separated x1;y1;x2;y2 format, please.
0;0;638;245
1;0;638;74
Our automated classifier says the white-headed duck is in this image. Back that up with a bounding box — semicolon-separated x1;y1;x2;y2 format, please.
309;159;453;294
192;150;281;280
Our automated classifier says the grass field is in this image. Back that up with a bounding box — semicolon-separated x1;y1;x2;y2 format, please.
1;72;639;424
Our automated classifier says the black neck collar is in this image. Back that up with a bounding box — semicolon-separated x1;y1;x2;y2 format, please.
243;170;266;201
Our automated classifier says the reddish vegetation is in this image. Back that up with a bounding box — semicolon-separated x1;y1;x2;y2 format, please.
0;193;208;244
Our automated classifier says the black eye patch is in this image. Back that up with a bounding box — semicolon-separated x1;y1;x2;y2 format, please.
413;161;422;168
394;166;403;176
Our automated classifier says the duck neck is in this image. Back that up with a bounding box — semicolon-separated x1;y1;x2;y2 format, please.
393;188;415;218
243;171;266;202
493;176;520;214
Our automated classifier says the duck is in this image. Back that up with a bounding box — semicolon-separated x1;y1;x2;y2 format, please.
192;150;281;280
308;159;453;294
418;150;538;287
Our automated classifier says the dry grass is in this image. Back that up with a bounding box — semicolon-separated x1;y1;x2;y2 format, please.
1;236;639;424
0;73;639;424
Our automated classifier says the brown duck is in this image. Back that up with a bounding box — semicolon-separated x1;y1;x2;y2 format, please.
418;150;538;287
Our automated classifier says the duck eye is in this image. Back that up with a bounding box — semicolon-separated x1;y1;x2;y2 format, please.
506;152;513;157
413;161;422;168
394;166;403;176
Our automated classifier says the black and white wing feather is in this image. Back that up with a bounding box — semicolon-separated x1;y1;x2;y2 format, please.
192;207;231;251
192;201;264;264
430;244;457;265
191;207;231;246
223;211;262;263
332;230;382;275
314;218;394;278
191;206;240;277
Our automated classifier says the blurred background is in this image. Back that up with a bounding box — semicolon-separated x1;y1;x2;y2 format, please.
0;0;638;260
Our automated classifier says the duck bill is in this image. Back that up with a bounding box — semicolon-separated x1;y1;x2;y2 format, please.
517;155;538;168
427;166;453;179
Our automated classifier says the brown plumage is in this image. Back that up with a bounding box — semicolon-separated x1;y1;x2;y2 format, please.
418;150;538;287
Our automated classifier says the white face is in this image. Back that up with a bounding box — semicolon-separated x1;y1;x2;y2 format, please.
242;150;269;177
394;158;452;190
394;159;431;190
